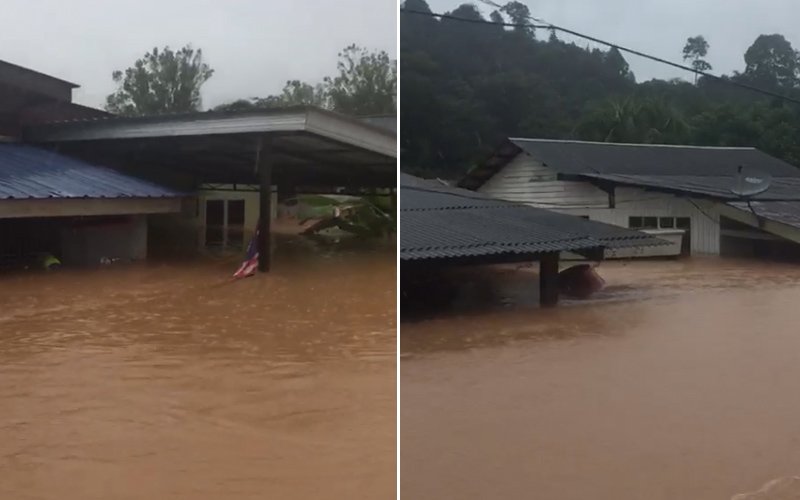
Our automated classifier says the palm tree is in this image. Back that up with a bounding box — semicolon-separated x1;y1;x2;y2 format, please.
576;97;690;144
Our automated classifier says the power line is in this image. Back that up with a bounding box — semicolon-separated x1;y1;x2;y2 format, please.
474;0;549;24
400;8;800;106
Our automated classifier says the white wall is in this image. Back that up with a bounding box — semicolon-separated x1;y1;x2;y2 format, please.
479;153;721;255
481;154;608;208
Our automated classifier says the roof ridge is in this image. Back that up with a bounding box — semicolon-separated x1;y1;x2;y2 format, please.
508;138;756;150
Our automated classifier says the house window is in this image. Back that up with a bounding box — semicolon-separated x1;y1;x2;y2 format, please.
629;216;689;230
205;199;246;249
629;216;658;229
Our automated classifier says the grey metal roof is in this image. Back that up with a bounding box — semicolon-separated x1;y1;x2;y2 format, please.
461;138;800;190
359;115;396;133
401;174;664;262
0;59;78;88
25;106;395;158
728;201;800;230
0;143;182;200
400;172;450;188
581;173;800;201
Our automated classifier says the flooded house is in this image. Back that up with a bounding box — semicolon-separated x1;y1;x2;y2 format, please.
459;138;800;260
0;60;184;268
0;60;396;271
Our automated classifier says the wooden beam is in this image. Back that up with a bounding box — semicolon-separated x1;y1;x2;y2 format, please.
539;252;560;307
257;136;273;272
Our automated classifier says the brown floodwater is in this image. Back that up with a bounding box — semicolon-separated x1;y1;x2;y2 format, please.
401;258;800;500
0;239;395;500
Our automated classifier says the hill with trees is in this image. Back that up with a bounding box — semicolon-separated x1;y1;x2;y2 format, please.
400;0;800;177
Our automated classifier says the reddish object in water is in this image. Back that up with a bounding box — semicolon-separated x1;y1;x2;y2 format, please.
559;264;605;298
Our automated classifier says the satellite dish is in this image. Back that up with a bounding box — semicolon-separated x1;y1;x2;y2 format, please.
730;165;772;198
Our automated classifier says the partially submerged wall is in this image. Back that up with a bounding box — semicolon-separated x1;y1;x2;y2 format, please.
60;215;147;266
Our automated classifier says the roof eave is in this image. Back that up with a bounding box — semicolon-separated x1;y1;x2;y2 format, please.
24;107;396;159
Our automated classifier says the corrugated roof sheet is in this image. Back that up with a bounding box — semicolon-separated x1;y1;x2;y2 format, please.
728;201;800;230
401;174;664;261
460;138;800;190
581;173;800;201
0;143;182;200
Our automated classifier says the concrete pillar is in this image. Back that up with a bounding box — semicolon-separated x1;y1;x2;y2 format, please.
539;252;560;307
257;137;273;272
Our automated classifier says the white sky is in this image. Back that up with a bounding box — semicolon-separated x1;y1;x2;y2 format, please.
1;0;397;109
425;0;800;83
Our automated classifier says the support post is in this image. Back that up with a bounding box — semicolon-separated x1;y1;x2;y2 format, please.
539;252;560;307
257;136;273;272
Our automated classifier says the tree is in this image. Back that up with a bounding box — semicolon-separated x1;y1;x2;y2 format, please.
606;47;633;80
214;79;327;112
106;45;213;116
682;35;712;84
576;97;689;144
743;34;798;89
325;44;396;115
254;80;328;108
215;45;394;115
501;1;535;38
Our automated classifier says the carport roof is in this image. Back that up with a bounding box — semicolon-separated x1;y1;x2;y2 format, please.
401;173;663;262
24;106;396;188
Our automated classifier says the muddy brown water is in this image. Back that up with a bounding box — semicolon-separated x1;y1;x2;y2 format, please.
0;240;395;500
401;258;800;500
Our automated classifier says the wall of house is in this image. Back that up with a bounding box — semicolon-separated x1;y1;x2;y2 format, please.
481;154;609;208
60;215;147;266
479;153;722;255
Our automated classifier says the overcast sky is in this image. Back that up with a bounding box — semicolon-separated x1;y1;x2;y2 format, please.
425;0;799;83
1;0;396;109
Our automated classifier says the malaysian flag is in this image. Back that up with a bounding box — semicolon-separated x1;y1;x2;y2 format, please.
233;226;259;279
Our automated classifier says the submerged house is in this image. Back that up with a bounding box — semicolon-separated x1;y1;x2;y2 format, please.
0;59;396;271
0;60;185;268
460;139;800;259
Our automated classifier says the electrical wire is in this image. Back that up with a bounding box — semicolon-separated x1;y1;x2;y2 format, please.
400;8;800;106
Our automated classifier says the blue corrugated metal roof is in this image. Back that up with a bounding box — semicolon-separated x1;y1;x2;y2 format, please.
0;143;181;200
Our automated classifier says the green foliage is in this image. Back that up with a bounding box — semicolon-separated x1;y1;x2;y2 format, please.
401;0;635;175
106;45;213;116
325;45;397;115
215;45;396;116
401;0;800;177
742;34;798;89
576;97;690;144
296;194;395;240
499;1;535;38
